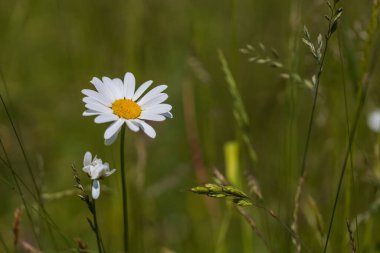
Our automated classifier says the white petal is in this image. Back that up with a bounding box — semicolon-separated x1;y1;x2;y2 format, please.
137;85;168;105
90;77;104;93
84;152;92;167
90;167;100;179
83;97;107;107
90;77;114;102
140;94;168;108
95;114;119;124
132;80;153;101
103;77;121;100
82;165;91;174
112;78;125;98
134;119;156;138
104;119;124;140
143;104;172;114
85;103;113;114
103;162;110;170
92;180;100;199
91;164;106;179
105;132;119;146
82;89;112;106
124;72;136;99
104;123;122;146
105;168;116;177
161;112;173;118
83;110;102;116
139;113;166;121
126;120;140;132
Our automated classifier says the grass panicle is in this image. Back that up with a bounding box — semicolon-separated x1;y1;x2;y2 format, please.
291;1;343;251
190;183;253;207
240;43;313;89
218;50;262;200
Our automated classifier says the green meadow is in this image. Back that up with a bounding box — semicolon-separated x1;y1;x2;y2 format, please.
0;0;379;252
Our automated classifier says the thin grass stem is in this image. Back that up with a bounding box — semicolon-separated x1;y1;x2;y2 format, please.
323;84;367;252
0;137;41;248
323;1;380;250
0;91;42;202
0;156;39;201
337;30;360;252
292;2;340;251
0;154;72;248
0;73;58;249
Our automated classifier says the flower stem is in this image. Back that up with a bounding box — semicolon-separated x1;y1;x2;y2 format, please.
92;199;103;253
120;125;129;253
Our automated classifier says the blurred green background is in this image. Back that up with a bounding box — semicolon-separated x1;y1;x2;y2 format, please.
0;0;379;252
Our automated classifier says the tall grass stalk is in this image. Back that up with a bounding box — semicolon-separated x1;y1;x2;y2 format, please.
119;125;129;252
0;156;40;202
337;30;360;251
323;97;368;252
292;2;342;251
0;71;59;250
0;137;41;248
1;155;73;249
0;91;42;202
0;139;71;247
323;0;380;250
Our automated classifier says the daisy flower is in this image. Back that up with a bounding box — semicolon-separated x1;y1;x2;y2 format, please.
82;72;173;145
368;108;380;133
83;151;116;199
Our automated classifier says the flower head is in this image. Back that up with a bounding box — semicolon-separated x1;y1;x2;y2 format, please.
82;72;173;145
83;151;116;199
368;109;380;133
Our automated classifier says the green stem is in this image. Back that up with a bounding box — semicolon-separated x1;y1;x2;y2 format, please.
93;199;103;253
0;138;41;249
323;1;380;250
120;125;128;253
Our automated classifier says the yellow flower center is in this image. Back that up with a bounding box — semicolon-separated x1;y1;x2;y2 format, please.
112;99;141;119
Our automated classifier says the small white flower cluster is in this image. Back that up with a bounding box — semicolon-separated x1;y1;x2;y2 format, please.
82;151;116;199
